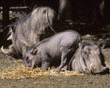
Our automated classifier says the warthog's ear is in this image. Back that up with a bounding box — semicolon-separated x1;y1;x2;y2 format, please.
97;41;105;49
31;49;38;55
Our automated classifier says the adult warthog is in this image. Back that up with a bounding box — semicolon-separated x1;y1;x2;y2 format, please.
68;41;109;74
1;7;57;58
23;30;81;72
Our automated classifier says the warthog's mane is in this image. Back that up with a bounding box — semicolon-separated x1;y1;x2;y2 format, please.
15;13;32;26
13;6;57;32
13;6;45;26
30;36;52;52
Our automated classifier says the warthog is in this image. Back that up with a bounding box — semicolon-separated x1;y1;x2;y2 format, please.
23;30;81;72
1;7;57;58
68;41;109;74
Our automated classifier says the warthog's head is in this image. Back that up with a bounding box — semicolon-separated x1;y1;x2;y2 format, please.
71;41;109;74
23;45;41;68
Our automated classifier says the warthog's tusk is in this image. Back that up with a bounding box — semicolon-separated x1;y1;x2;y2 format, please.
1;46;11;54
32;60;35;68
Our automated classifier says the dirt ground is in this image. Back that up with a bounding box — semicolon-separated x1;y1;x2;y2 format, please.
1;10;110;88
0;34;110;88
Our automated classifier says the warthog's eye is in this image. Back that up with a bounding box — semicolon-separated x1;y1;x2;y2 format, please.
84;51;90;55
43;10;46;13
31;49;38;55
84;52;87;54
88;48;91;51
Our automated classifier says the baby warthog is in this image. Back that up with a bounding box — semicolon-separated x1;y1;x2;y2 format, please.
23;30;81;72
68;41;109;74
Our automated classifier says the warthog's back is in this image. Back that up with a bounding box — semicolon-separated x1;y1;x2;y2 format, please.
37;30;81;58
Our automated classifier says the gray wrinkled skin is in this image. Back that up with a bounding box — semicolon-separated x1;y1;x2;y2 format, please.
23;30;81;72
1;7;57;58
69;41;108;74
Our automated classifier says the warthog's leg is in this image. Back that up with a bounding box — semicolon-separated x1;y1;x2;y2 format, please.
62;65;67;70
41;61;50;71
56;47;73;72
41;52;51;71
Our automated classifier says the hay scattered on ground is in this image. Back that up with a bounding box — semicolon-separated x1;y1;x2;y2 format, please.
0;60;109;79
0;65;85;79
105;62;110;69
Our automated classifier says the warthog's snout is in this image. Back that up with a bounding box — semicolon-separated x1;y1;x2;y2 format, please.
91;67;109;75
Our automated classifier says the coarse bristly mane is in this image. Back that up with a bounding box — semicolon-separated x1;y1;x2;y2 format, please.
14;6;57;30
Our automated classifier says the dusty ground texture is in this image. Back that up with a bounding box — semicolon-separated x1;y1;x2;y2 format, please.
1;10;110;88
0;34;110;88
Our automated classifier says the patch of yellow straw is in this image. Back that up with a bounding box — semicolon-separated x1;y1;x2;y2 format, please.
0;65;85;79
105;61;110;69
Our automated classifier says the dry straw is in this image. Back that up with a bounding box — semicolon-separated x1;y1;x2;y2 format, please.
0;65;85;79
0;61;109;79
